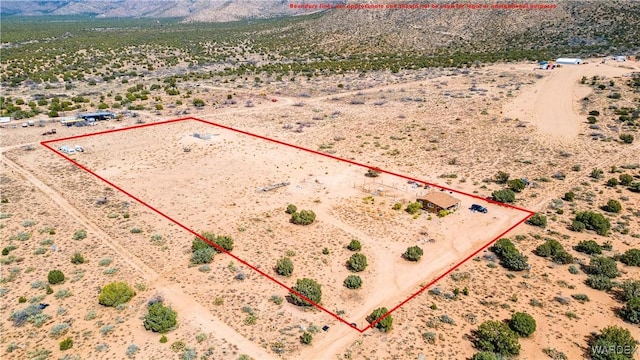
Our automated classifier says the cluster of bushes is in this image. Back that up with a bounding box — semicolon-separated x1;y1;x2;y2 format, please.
526;213;547;228
471;312;536;358
403;246;424;261
585;257;619;291
48;270;65;285
619;249;640;267
602;199;622;213
574;240;602;255
534;239;573;264
572;211;611;236
367;307;393;332
619;280;640;324
289;208;316;226
190;232;234;265
589;326;638;358
490;238;529;271
491;189;515;204
275;257;294;277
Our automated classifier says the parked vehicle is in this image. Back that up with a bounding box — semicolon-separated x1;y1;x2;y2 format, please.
74;145;84;152
21;122;28;128
470;204;488;213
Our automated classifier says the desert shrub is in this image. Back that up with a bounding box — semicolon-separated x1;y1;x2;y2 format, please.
290;278;322;306
348;253;368;272
70;252;85;264
620;297;640;324
574;240;602;255
607;178;619;187
591;168;604;179
50;323;70;338
492;189;515;203
630;182;640;192
365;169;380;177
99;282;136;307
347;239;362;251
495;171;510;184
590;325;638;360
563;191;575;201
73;229;87;240
619;174;634;186
552;250;574;265
586;275;613;291
423;331;437;344
130;228;142;233
575;211;611;236
507;179;526;192
48;270;65;285
191;238;215;265
603;199;622;213
275;257;294;277
535;239;563;257
526;213;547;228
98;257;112;266
404;246;424;261
144;302;177;333
2;248;8;255
491;238;528;271
160;335;168;343
367;307;392;332
213;235;233;252
290;210;316;225
619;134;634;144
59;338;73;350
344;275;362;289
572;220;586;232
405;202;422;214
472;352;498;360
392;203;402;210
620;249;640;266
509;312;536;337
300;332;313;345
285;204;297;214
572;294;590;302
586;257;618;278
620;280;640;301
475;320;520;356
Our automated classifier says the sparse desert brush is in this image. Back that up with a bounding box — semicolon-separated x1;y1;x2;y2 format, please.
405;202;422;215
347;239;362;251
285;204;297;214
347;253;367;272
70;252;85;264
526;213;547;228
344;275;362;289
300;332;313;345
290;209;316;225
98;257;112;266
474;320;520;356
99;282;136;307
59;337;73;350
73;229;87;240
50;323;70;338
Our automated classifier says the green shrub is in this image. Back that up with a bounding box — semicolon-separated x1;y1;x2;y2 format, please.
392;203;402;210
59;337;73;350
98;282;136;307
606;178;619;187
495;171;510;184
491;189;515;203
73;229;87;240
344;275;362;289
563;191;575;201
70;252;85;264
574;240;602;255
552;250;574;265
212;235;234;253
619;174;634;186
347;239;362;251
405;202;422;214
620;249;640;266
2;248;9;256
290;278;322;306
590;326;638;360
491;238;528;271
620;297;640;324
404;246;424;261
475;320;520;356
348;253;368;272
290;210;316;225
575;211;611;236
572;294;590;302
509;312;536;337
535;239;563;257
300;332;313;345
160;335;168;343
367;307;392;332
572;220;586;232
275;257;294;277
191;247;214;265
619;134;634;144
586;275;613;291
586;257;618;278
603;199;622;213
285;204;297;214
526;213;547;228
48;270;65;285
472;352;499;360
620;280;640;302
144;302;178;333
507;179;526;192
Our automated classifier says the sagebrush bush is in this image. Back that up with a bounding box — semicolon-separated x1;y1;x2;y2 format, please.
70;252;85;264
48;270;65;285
404;246;424;261
343;275;362;289
348;253;368;272
144;302;177;333
290;278;322;306
367;307;393;332
98;282;136;307
347;239;362;251
290;210;316;225
59;337;73;350
510;312;536;337
275;257;294;277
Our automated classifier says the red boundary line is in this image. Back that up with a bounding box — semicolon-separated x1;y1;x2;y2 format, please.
41;117;534;333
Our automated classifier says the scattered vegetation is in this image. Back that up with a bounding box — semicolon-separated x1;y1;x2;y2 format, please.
98;282;136;307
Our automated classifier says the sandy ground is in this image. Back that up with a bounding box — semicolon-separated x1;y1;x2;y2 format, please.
1;59;639;359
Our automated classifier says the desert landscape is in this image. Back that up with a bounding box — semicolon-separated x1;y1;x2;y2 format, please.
2;2;640;360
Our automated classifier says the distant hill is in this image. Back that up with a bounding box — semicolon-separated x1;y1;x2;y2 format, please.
0;0;331;21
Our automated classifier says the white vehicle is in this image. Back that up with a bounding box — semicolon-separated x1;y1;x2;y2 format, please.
58;145;75;155
21;122;28;128
74;145;84;152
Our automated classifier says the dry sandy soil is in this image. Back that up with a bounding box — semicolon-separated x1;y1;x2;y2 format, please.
1;59;639;359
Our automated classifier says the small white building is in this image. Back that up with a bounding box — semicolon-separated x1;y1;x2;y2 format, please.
614;56;627;62
556;58;583;65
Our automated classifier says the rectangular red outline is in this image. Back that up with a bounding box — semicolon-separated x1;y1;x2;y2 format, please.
41;117;534;332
